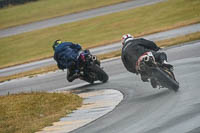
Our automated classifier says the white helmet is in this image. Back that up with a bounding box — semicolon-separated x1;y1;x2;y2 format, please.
121;34;134;45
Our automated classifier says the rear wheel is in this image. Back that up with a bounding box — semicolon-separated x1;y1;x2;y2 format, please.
89;64;109;83
152;67;179;92
80;71;95;84
163;69;179;92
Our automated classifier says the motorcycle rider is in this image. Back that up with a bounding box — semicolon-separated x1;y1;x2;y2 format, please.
52;39;82;82
121;34;173;87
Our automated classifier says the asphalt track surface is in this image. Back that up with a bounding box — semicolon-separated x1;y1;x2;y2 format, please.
0;41;200;133
1;0;200;132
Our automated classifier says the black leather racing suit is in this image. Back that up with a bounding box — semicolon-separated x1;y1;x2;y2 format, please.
121;38;167;81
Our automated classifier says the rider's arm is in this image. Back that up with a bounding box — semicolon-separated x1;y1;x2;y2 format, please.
53;52;65;70
121;54;137;73
53;52;60;62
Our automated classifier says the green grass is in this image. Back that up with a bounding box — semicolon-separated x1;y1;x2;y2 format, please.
0;0;200;68
157;32;200;47
0;92;82;133
0;0;129;29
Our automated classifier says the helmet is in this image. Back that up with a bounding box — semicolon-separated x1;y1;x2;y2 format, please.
52;40;62;50
121;34;134;45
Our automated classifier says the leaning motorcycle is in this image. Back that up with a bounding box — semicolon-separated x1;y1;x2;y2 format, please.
136;52;179;92
68;50;109;84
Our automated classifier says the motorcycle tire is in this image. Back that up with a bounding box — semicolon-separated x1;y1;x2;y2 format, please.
89;64;109;83
151;67;179;92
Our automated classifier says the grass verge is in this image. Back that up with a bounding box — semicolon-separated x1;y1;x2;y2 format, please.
0;92;83;133
0;0;200;68
1;31;200;83
0;0;129;29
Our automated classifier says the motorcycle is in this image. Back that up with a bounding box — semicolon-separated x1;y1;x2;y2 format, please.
68;49;109;84
136;52;179;92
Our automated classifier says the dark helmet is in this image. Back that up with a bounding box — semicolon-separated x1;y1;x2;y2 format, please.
52;40;62;50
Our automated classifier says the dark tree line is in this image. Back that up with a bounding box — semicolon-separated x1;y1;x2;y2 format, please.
0;0;38;8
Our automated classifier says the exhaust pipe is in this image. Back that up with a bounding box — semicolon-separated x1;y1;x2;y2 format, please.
92;55;97;61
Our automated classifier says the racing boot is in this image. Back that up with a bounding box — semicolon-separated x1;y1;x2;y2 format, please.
162;60;173;71
67;73;80;82
67;69;80;82
140;72;149;82
150;78;157;88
